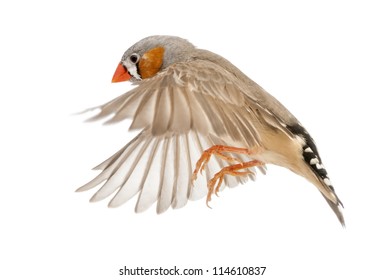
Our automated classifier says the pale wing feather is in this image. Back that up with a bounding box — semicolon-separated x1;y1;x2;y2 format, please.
134;138;162;212
171;135;191;209
77;134;143;192
77;129;258;213
156;137;175;213
152;87;171;135
169;86;192;134
91;136;152;202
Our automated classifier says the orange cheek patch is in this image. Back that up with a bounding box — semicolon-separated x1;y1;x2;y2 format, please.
138;47;165;79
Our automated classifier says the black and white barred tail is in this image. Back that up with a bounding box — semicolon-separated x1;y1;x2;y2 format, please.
287;124;345;225
287;124;334;191
303;145;334;193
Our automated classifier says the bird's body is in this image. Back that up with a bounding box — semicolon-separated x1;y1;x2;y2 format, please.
78;35;344;225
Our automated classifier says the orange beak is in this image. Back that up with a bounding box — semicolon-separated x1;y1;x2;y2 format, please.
111;63;131;83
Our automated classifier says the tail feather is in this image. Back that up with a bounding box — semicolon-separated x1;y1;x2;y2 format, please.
321;193;345;227
287;123;345;226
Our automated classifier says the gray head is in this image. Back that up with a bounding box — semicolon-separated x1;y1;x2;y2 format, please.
112;35;196;82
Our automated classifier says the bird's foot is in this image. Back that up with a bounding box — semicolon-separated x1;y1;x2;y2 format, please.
192;145;263;207
191;145;250;181
206;163;258;206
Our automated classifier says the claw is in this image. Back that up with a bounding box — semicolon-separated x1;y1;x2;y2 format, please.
191;145;263;208
192;152;211;182
205;166;255;206
192;145;248;182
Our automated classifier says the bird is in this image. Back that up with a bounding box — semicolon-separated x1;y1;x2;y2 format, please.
77;35;344;226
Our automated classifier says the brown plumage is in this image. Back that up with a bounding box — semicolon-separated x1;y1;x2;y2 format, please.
77;35;344;226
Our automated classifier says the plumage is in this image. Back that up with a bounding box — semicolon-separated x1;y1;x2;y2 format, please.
78;35;344;225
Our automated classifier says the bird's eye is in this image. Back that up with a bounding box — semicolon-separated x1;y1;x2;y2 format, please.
130;53;139;64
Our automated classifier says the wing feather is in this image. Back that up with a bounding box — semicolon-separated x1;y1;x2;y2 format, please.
106;92;144;123
169;86;192;133
93;136;152;203
134;138;161;212
152;87;171;135
156;137;174;213
77;129;259;212
130;89;158;130
106;137;154;207
171;135;191;209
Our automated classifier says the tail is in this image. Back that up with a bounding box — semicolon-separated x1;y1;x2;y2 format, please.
287;124;345;226
321;193;345;227
302;143;345;226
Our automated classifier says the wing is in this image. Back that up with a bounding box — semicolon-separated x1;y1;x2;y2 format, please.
77;60;280;212
87;60;273;147
77;129;261;213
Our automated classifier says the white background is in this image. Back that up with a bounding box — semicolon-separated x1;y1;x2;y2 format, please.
1;1;383;279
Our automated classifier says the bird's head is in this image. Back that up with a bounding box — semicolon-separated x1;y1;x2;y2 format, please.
111;35;196;83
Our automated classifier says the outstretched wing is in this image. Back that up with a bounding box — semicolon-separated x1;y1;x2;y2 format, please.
87;60;271;147
77;130;260;213
77;60;277;212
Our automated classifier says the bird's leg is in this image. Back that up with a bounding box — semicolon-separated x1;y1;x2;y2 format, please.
205;160;264;206
191;145;264;207
191;145;252;180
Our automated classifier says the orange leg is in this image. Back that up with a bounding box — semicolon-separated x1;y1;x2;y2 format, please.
205;160;263;206
191;145;264;207
192;145;252;180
